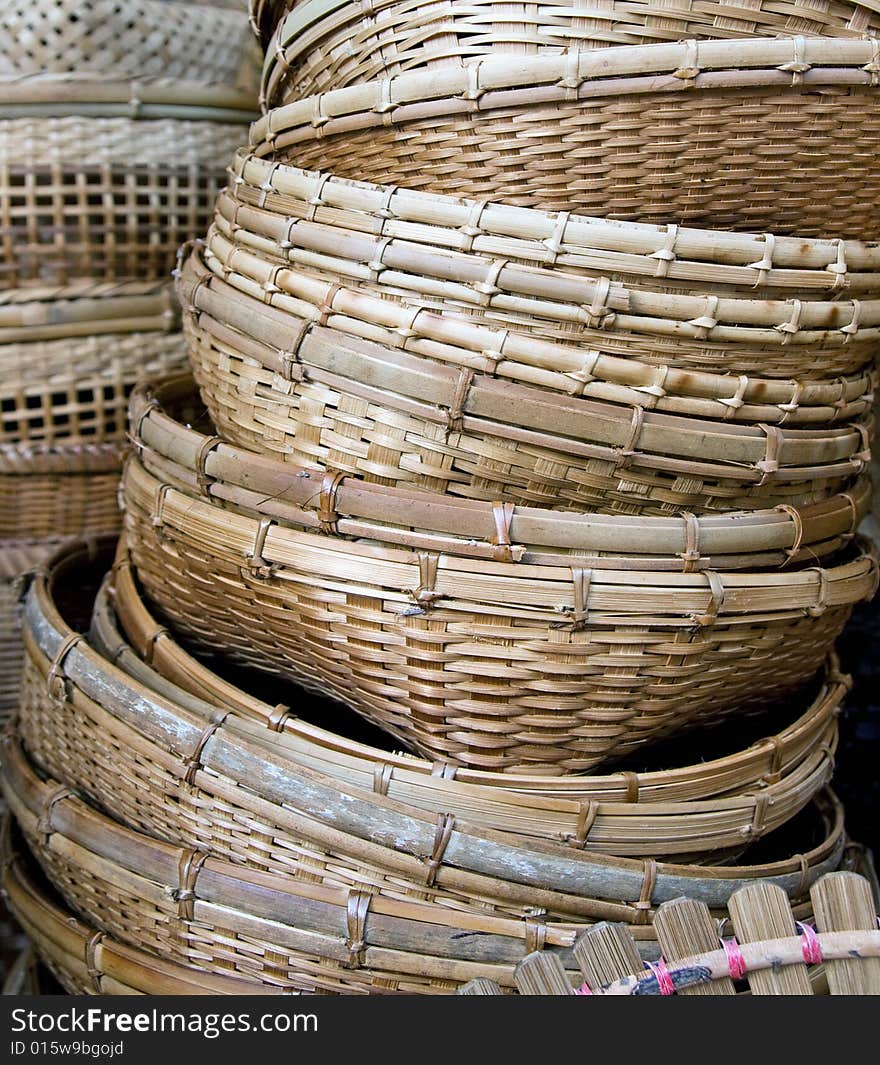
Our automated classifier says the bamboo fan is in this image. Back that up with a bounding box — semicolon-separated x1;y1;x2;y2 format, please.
180;253;874;516
103;534;849;845
0;0;260;94
0;820;279;996
0;738;851;994
260;0;880;103
16;537;847;925
250;40;880;238
461;872;880;995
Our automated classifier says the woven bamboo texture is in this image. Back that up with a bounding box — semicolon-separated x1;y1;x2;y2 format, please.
0;116;248;287
86;542;845;860
0;735;848;993
104;536;847;839
0;820;280;996
121;391;878;772
0;0;259;92
1;331;186;445
262;0;880;103
204;165;880;382
181;247;874;515
462;871;880;995
0;538;67;725
15;536;848;927
251;40;880;238
0;439;122;540
133;375;872;570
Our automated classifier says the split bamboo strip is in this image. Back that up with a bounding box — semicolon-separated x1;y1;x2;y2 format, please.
0;0;259;94
811;872;880;994
0;736;849;993
17;536;847;922
729;882;813;993
260;0;880;102
0;820;282;996
106;533;849;826
250;40;880;237
652;897;736;995
181;249;875;514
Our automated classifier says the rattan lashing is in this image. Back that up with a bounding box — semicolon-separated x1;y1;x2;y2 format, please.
121;379;878;774
251;39;880;239
259;0;880;102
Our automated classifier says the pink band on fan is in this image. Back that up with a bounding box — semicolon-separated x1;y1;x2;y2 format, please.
722;936;747;980
574;982;592;996
646;957;675;996
797;922;823;965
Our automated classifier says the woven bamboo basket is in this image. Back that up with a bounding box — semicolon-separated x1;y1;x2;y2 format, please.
261;0;880;104
15;536;848;928
0;820;278;996
0;539;68;726
0;443;122;540
0;0;259;93
0;735;849;993
224;149;880;342
0;112;250;287
250;40;880;239
122;380;879;773
101;534;848;851
462;871;880;996
181;245;874;515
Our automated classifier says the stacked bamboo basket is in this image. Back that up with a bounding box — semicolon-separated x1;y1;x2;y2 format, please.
3;0;880;996
0;0;260;727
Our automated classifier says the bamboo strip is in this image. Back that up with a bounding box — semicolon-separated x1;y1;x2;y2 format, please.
653;898;736;995
728;883;813;994
811;872;880;994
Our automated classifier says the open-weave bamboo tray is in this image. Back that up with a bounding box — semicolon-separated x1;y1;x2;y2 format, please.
0;538;68;725
122;384;879;773
223;150;880;368
463;870;880;996
250;40;880;239
16;536;847;927
0;114;249;288
0;734;848;994
1;332;185;445
0;0;259;93
181;248;874;515
0;820;278;996
88;541;844;860
261;0;880;104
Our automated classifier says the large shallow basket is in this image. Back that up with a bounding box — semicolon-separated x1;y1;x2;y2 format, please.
0;820;276;996
16;536;848;929
97;539;844;857
0;735;848;993
261;0;880;103
251;40;880;239
182;245;874;515
122;378;879;774
0;0;259;92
